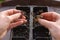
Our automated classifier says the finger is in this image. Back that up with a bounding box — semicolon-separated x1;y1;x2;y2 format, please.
12;19;27;23
8;19;27;29
37;18;52;29
17;19;27;23
40;13;53;21
41;12;59;15
40;12;59;21
20;15;26;19
8;13;21;22
1;9;21;16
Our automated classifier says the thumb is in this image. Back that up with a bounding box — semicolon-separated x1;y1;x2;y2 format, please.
38;18;52;29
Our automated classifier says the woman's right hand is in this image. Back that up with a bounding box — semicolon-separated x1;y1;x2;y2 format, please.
38;12;60;40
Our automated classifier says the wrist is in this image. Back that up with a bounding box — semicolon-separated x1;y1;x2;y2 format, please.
0;30;7;39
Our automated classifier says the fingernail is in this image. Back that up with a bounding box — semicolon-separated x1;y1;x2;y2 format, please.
37;15;43;19
25;20;27;22
37;18;40;20
20;21;24;23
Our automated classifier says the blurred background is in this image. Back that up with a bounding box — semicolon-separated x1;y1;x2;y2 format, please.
0;0;60;7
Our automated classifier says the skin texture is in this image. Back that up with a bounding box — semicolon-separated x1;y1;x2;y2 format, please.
0;9;27;39
38;12;60;40
0;9;60;40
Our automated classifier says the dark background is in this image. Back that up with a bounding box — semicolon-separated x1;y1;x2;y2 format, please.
1;0;60;7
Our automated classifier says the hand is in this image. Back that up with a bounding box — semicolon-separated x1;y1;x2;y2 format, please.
37;12;60;40
0;9;27;39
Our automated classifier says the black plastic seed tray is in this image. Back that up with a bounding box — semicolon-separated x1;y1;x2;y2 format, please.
33;7;51;40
